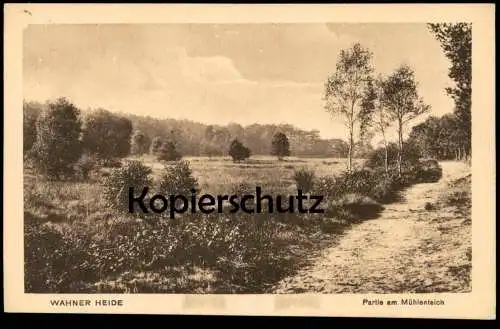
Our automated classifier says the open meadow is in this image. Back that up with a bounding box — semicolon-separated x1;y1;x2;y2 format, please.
24;155;370;293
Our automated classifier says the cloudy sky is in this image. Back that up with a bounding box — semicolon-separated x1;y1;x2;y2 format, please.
23;23;454;140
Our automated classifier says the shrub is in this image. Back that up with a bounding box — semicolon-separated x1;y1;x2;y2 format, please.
232;181;255;196
338;169;379;196
150;137;163;156
81;109;133;160
31;98;83;180
101;160;152;213
292;167;315;193
73;154;98;180
157;141;182;162
313;176;344;201
229;139;251;162
365;142;421;169
157;160;198;214
414;159;443;183
158;160;198;195
24;220;95;293
369;175;401;204
332;193;384;221
99;158;122;168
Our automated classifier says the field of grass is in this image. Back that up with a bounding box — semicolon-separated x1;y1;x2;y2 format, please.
25;153;446;293
131;155;358;195
25;155;373;293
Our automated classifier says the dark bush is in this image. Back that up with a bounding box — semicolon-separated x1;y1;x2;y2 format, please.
74;154;99;180
98;158;122;168
365;142;421;169
292;167;315;193
313;176;343;201
156;160;198;213
157;141;182;162
414;159;443;183
332;193;385;221
101;160;152;213
229;139;251;162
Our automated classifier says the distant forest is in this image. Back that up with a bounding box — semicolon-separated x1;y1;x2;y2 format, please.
23;100;370;158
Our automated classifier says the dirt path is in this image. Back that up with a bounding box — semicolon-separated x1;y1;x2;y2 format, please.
272;161;472;293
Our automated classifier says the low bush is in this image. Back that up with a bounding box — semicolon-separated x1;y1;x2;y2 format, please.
98;158;122;168
365;142;421;169
313;176;345;201
101;160;152;213
414;159;443;183
157;142;182;162
74;154;99;181
156;160;199;216
24;208;312;293
332;193;384;221
292;167;315;193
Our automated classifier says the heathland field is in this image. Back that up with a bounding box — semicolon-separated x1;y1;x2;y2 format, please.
25;156;364;293
137;155;356;196
24;152;472;294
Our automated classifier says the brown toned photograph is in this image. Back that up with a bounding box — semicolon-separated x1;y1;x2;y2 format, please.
4;3;495;319
22;22;473;294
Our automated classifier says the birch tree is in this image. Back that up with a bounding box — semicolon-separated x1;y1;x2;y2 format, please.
382;64;430;176
361;75;392;174
324;43;374;172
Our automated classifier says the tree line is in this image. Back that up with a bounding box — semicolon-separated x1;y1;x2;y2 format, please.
23;98;303;179
323;23;471;175
23;100;364;163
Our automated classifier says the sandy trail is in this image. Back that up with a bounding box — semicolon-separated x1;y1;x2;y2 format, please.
272;161;471;293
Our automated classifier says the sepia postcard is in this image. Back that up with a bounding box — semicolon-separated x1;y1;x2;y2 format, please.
3;3;496;319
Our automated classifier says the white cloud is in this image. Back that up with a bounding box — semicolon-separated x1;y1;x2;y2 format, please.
174;48;244;83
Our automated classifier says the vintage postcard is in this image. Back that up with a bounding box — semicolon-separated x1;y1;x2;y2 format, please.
3;3;496;318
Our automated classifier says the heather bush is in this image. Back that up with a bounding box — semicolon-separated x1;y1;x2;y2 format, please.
101;160;152;213
157;141;182;162
313;176;344;201
156;160;199;214
157;160;198;195
73;154;99;181
99;158;122;168
292;167;315;193
365;142;421;169
414;159;443;183
332;193;384;220
31;98;83;180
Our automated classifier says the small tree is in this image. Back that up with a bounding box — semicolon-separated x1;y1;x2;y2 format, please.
428;23;471;162
382;64;430;176
229;139;251;162
23;101;42;155
150;136;163;156
131;130;151;156
31;98;83;180
271;132;291;161
157;141;182;162
324;43;374;172
361;75;392;174
157;160;198;200
81;109;133;160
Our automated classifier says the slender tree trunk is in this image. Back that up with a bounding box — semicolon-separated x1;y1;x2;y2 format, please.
381;127;389;175
397;118;403;177
348;122;354;173
384;142;389;175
